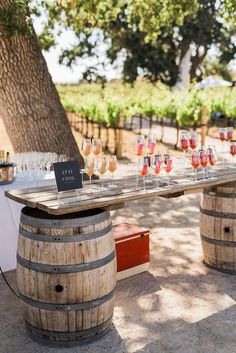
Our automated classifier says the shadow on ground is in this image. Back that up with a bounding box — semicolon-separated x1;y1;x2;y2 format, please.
1;194;236;353
0;270;127;353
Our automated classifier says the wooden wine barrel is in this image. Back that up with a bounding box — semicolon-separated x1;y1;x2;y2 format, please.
17;206;116;342
200;182;236;274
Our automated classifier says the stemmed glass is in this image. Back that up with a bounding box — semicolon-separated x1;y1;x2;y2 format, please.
136;135;145;158
163;151;170;165
86;157;95;193
108;155;118;188
45;152;58;176
200;148;208;179
164;156;173;186
180;131;189;175
227;127;234;165
97;156;108;191
189;131;198;150
230;141;236;166
92;138;102;156
135;135;145;184
227;127;233;142
207;145;217;178
81;139;92;158
153;154;162;187
59;154;68;162
191;151;200;181
146;134;156;156
81;139;92;183
219;128;226;167
139;159;149;192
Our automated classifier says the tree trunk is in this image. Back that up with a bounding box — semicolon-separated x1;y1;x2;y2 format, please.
0;0;83;165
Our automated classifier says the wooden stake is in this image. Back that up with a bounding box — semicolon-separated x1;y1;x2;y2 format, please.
201;107;208;147
116;114;124;158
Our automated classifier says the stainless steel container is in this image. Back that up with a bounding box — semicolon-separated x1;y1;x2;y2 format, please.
0;164;17;185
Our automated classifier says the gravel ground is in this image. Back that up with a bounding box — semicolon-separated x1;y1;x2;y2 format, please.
1;118;236;352
1;194;236;353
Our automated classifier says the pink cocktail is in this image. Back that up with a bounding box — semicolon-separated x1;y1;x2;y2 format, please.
180;132;189;175
200;153;208;168
189;132;198;150
200;150;208;179
180;138;189;151
230;142;236;167
230;143;236;156
207;146;217;178
191;153;200;169
219;129;226;141
227;127;233;142
148;141;156;155
136;143;144;156
191;151;200;181
140;164;148;177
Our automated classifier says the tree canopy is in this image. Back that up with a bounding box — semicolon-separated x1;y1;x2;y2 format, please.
1;0;236;85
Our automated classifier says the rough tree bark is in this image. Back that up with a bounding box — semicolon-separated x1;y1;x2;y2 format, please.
0;0;83;165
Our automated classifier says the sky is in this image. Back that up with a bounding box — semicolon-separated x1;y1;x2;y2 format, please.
33;14;236;84
33;17;122;84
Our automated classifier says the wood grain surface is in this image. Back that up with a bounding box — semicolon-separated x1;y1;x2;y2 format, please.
5;165;236;215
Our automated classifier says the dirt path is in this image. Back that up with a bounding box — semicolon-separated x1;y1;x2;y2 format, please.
1;118;235;352
1;194;236;353
1;116;230;162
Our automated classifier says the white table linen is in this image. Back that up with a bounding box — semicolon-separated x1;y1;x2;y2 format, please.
0;175;55;272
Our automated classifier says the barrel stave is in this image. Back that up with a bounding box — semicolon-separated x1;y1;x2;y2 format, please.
17;207;116;341
200;184;236;273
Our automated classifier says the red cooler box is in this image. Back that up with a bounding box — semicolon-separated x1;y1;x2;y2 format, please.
113;223;150;281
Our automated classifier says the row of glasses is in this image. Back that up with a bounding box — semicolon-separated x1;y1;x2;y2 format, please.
81;138;103;159
139;152;173;191
191;146;217;180
12;152;62;179
135;134;157;158
180;131;198;175
219;127;234;167
84;155;118;192
135;134;157;184
80;138;103;183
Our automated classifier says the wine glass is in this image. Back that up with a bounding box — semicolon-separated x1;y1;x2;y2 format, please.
230;141;236;166
219;128;226;167
143;156;152;183
92;138;102;156
108;155;118;188
81;139;92;158
135;135;145;184
81;139;92;182
189;131;198;150
85;157;95;193
207;145;217;178
59;154;68;162
227;127;234;166
227;127;233;142
191;151;200;181
200;148;208;179
153;154;162;187
45;152;58;177
163;151;170;165
139;159;149;192
180;131;189;174
146;134;156;156
164;157;173;186
135;135;145;157
38;152;47;177
97;156;108;191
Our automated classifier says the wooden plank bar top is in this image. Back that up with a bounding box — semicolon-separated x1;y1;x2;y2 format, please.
5;165;236;215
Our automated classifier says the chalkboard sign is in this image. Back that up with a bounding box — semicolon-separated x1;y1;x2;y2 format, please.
53;161;82;192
